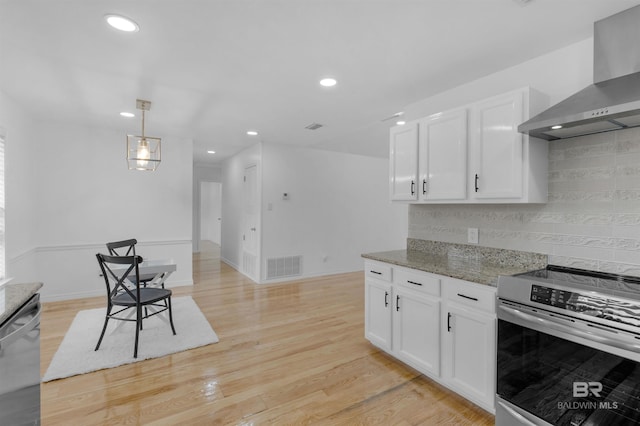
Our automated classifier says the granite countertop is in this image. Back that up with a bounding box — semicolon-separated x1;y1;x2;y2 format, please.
0;282;43;326
362;245;546;287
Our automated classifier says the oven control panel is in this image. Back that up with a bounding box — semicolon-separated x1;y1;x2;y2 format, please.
530;285;574;309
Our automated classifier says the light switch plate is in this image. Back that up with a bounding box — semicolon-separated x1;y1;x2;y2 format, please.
467;227;479;244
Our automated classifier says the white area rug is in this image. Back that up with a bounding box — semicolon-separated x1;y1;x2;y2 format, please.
43;296;218;382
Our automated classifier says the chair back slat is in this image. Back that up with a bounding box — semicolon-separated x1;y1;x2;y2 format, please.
96;253;144;301
106;239;138;257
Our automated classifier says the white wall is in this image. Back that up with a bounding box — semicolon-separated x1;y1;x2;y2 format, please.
0;90;39;283
222;142;407;283
406;37;640;276
2;116;194;301
402;38;594;122
260;143;407;281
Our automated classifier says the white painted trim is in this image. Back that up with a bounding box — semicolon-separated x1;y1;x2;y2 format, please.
220;257;239;271
41;289;103;303
8;247;37;263
35;240;192;253
257;267;364;285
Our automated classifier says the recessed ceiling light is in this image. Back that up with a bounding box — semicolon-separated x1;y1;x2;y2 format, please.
396;120;406;126
247;130;258;136
207;150;216;154
105;14;139;32
319;78;337;87
551;125;563;130
120;112;135;118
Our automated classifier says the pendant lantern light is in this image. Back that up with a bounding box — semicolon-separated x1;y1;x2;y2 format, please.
127;99;161;171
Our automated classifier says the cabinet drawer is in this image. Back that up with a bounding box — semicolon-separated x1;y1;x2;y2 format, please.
394;267;440;297
442;277;496;313
365;261;392;282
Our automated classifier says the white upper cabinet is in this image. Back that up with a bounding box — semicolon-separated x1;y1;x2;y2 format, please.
389;123;419;201
419;109;467;201
389;87;548;204
469;87;548;203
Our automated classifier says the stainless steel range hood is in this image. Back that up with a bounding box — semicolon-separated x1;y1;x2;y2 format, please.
519;4;640;140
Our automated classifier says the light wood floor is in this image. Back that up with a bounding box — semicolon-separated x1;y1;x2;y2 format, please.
40;247;495;425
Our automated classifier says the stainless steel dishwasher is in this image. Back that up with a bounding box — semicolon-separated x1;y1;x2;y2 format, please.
0;293;41;425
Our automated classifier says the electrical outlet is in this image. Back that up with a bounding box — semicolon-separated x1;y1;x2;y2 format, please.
467;228;479;244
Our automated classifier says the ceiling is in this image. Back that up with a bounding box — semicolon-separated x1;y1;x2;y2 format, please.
2;0;640;165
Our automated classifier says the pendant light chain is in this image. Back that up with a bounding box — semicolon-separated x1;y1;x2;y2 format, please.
141;105;145;138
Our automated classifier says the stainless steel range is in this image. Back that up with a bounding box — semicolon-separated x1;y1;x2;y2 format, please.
496;265;640;426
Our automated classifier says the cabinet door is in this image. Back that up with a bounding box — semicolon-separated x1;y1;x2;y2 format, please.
393;287;440;376
471;90;524;199
389;123;419;201
442;302;496;411
419;109;467;201
364;279;393;352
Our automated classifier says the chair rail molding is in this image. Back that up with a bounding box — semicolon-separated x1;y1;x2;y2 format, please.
12;240;193;302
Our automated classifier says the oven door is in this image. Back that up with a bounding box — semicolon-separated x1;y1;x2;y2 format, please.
497;300;640;426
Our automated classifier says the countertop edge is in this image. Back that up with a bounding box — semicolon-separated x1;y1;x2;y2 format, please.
362;250;542;287
0;282;43;327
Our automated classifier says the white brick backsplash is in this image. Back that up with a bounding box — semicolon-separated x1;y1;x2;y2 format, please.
548;255;599;270
598;261;640;276
408;129;640;277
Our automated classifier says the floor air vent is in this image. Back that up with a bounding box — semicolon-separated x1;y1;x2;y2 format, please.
266;256;303;280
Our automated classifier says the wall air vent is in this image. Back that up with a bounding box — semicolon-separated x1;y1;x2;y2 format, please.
305;123;324;130
266;255;303;280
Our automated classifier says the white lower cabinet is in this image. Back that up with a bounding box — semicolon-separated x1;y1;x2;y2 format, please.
393;286;440;377
442;301;496;411
364;277;393;352
364;260;496;413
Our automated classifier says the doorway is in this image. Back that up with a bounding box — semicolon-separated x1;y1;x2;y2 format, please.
199;181;222;259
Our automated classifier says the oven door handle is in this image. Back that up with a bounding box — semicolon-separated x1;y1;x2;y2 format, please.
0;297;41;351
496;401;538;426
498;304;640;354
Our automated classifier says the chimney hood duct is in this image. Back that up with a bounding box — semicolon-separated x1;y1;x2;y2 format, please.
519;5;640;140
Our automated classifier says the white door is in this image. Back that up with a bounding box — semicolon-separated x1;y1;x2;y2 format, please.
442;302;496;408
364;279;393;352
242;165;259;279
419;109;467;201
393;288;440;376
389;123;419;201
471;91;524;199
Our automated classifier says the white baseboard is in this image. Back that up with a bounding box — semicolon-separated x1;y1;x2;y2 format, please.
257;267;363;284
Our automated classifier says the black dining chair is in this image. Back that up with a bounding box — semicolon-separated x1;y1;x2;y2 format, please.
95;253;177;358
106;239;158;286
